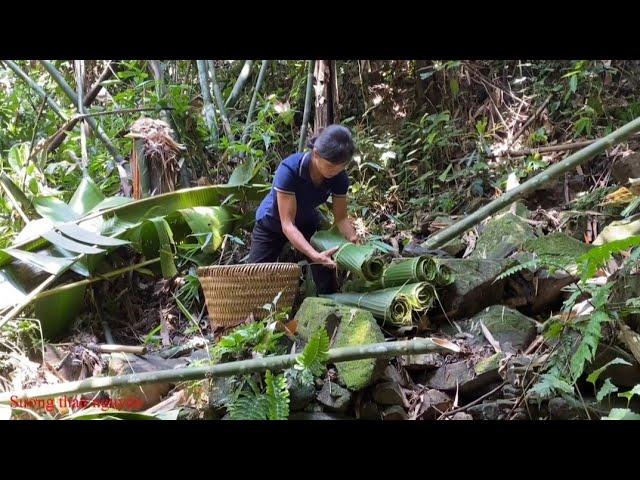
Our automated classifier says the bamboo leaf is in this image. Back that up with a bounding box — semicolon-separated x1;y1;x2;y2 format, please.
149;217;177;278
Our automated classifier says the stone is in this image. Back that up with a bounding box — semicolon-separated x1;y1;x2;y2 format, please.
611;152;640;184
435;258;511;320
372;382;406;407
451;412;473;420
317;382;352;413
294;297;385;391
208;376;237;419
374;364;408;387
426;355;503;396
289;412;348;420
381;405;408;420
470;212;535;260
467;305;537;352
357;401;381;420
548;397;587;420
467;400;513;420
420;389;453;420
286;369;316;412
400;353;443;371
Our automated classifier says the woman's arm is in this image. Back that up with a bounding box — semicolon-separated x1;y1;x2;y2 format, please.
277;191;337;268
332;195;358;243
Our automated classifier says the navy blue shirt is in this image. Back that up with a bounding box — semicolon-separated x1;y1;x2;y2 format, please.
256;152;349;233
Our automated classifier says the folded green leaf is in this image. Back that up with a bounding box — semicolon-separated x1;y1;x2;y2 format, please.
2;248;77;275
40;230;105;254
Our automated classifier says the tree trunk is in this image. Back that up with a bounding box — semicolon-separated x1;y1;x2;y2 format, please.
313;60;339;131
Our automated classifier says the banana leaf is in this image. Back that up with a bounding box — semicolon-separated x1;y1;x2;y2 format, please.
323;283;433;326
311;226;384;281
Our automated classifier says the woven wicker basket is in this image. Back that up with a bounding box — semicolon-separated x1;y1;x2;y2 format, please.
198;263;301;328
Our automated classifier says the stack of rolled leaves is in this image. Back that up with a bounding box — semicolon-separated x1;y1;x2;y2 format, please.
343;256;454;291
311;226;384;281
322;282;434;327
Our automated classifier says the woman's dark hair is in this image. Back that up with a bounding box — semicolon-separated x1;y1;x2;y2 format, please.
307;124;355;164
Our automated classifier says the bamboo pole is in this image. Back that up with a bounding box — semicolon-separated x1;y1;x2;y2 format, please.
206;60;234;141
196;60;218;143
422;116;640;250
225;60;254;109
241;60;270;144
298;60;315;152
0;337;458;403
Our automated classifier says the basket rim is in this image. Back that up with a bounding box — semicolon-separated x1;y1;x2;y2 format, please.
197;262;300;273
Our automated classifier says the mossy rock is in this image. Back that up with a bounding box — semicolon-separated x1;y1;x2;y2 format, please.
523;232;592;274
294;297;384;391
436;258;512;319
469;305;537;351
471;212;535;260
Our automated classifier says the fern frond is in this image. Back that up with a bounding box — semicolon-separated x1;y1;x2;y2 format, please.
596;378;619;402
578;235;640;281
570;311;610;382
295;329;330;376
264;371;290;420
493;259;539;283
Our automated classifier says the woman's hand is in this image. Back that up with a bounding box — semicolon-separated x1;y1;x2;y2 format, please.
313;246;339;269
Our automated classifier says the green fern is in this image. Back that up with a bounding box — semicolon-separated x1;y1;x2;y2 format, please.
577;235;640;281
493;259;539;283
211;320;284;360
570;311;611;382
264;370;290;420
295;329;330;377
228;371;290;420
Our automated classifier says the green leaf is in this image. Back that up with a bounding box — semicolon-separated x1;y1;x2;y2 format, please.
63;408;159;420
34;282;87;340
264;370;290;420
587;358;632;385
602;408;640;420
2;248;76;275
68;176;105;216
149;218;177;278
596;378;619;402
449;78;459;96
0;172;33;215
618;384;640;404
55;223;130;247
33;196;78;223
295;329;330;377
178;206;235;253
227;159;259;186
438;164;453;182
578;236;640;280
569;75;578;93
40;230;105;255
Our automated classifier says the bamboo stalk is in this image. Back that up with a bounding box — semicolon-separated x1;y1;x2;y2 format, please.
298;60;315;151
196;60;218;144
74;60;89;175
225;60;254;109
2;60;67;119
87;343;147;355
0;337;459;403
241;60;270;144
422;116;640;250
206;60;234;141
40;61;123;163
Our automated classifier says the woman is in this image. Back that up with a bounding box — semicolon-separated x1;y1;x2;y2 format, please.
247;124;359;294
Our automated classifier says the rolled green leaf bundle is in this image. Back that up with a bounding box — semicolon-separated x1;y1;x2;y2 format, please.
311;227;384;281
432;258;455;286
323;283;433;327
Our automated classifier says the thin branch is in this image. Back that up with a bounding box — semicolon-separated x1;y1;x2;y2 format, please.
510;93;553;147
23;97;47;191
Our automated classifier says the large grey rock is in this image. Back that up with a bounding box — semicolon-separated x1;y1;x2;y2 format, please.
426;353;504;396
467;305;537;352
470;212;535;260
289;412;348;420
381;405;408;420
317;382;352;413
372;382;407;407
286;369;316;412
